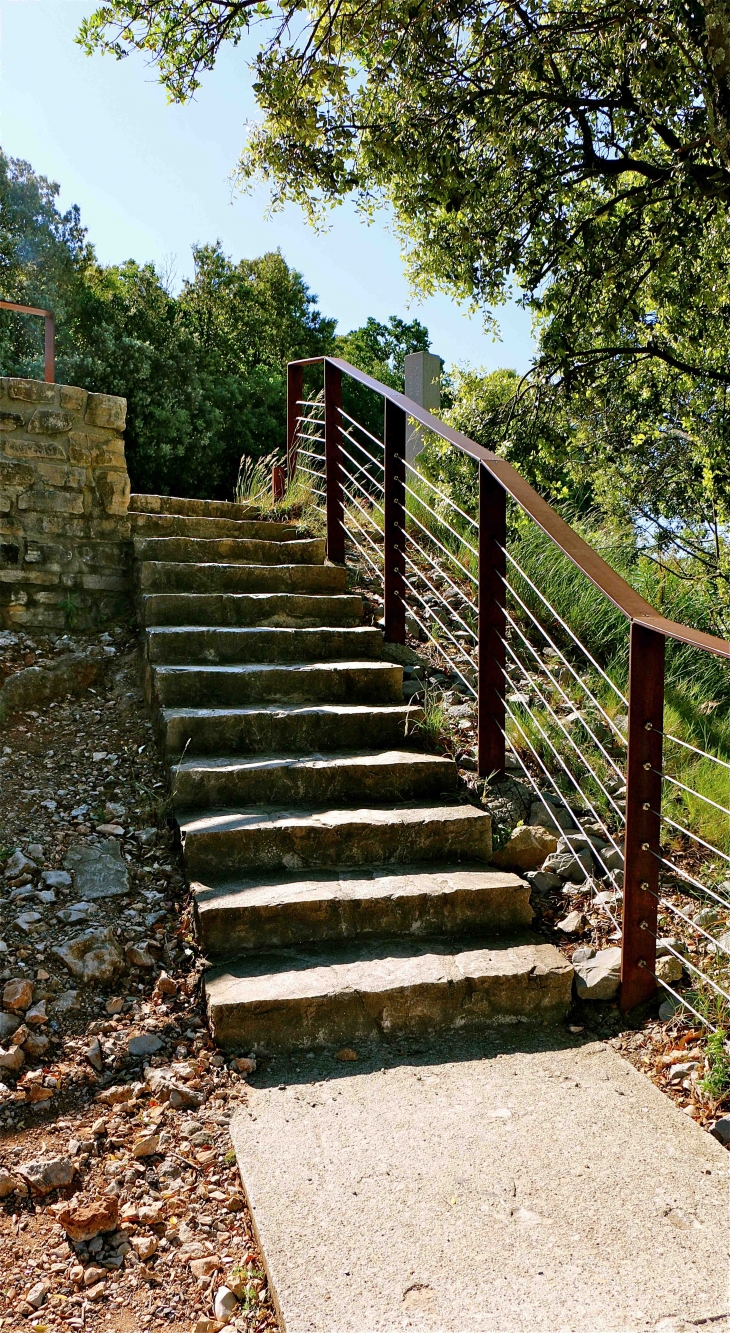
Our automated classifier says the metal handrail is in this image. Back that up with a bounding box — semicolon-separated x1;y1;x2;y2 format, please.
0;299;55;383
288;354;730;1015
289;355;730;662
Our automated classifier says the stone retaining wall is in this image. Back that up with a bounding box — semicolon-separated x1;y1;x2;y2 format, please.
0;376;132;630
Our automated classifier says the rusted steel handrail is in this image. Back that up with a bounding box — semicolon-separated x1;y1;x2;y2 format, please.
289;355;730;661
289;354;730;1015
0;299;55;383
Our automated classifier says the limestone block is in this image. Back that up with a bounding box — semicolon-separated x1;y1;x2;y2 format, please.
95;468;130;515
0;410;23;430
7;379;56;404
0;459;34;488
59;386;87;412
18;488;84;515
85;392;126;431
0;497;10;514
0;567;59;585
27;408;74;435
36;462;87;489
79;572;128;591
90;442;127;467
69;433;92;465
4;435;66;460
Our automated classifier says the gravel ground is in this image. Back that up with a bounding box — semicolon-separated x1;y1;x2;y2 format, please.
0;624;280;1333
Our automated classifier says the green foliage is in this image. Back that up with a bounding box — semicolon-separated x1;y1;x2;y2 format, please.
59;591;81;630
335;315;431;442
0;152;336;497
700;1029;730;1101
77;0;730;547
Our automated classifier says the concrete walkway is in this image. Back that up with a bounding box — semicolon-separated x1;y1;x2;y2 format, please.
231;1032;730;1333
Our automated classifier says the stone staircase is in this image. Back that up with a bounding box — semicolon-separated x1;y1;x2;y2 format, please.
131;493;573;1053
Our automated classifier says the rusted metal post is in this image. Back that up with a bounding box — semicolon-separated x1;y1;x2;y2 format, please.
44;312;55;384
324;359;345;565
383;398;406;644
478;464;507;778
271;465;286;502
620;623;665;1012
287;362;303;480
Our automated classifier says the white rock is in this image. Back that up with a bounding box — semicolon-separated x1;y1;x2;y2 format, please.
5;849;36;878
556;910;587;935
43;869;72;890
214;1287;238;1321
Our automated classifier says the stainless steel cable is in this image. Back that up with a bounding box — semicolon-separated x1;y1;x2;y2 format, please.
497;693;622;930
338;407;385;455
339;429;385;484
503;545;629;707
500;568;629;745
402;549;478;644
403;480;479;566
657;811;730;866
402;573;479;678
497;644;625;872
652;852;730;915
403;456;480;535
401;596;478;698
659;770;730;818
403;502;479;588
403;530;478;613
339;443;386;510
501;603;627;785
660;730;730;772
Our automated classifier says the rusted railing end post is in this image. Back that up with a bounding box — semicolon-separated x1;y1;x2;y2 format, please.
620;622;664;1013
324;359;346;564
384;398;407;644
478;464;507;779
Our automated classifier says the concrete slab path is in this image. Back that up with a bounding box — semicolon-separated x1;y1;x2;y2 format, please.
231;1032;730;1333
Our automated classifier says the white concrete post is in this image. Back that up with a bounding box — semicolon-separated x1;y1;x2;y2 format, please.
404;351;442;465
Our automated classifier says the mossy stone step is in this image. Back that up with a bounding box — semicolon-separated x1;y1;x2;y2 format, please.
139;592;363;628
171;749;457;810
149;660;403;708
194;863;532;957
160;704;421;759
137;562;347;595
145;625;384;665
205;936;573;1051
133;535;325;566
179;801;492;877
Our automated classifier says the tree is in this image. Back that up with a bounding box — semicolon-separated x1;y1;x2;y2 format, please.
0;153;337;496
335;314;431;440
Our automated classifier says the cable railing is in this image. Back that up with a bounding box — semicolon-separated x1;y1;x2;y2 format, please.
287;355;730;1025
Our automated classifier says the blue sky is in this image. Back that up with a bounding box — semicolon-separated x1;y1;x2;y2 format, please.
0;1;535;373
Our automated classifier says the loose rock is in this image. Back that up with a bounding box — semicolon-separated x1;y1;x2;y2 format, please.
22;1155;75;1194
63;840;129;900
491;824;558;872
57;1196;119;1242
2;978;34;1011
53;926;123;983
573;946;622;1000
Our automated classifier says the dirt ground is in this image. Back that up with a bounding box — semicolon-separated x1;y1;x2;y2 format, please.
0;623;280;1333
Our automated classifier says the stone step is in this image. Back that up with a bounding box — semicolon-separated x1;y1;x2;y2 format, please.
194;863;532;957
129;512;300;541
145;625;384;666
130;493;258;520
137;562;346;596
139;592;364;629
179;801;491;878
149;661;403;709
161;704;421;759
205;936;572;1051
172;750;457;810
133;535;325;566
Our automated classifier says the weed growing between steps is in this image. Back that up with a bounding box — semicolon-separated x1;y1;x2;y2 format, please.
0;627;280;1333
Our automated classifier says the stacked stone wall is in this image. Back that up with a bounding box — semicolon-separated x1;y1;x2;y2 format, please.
0;376;132;630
